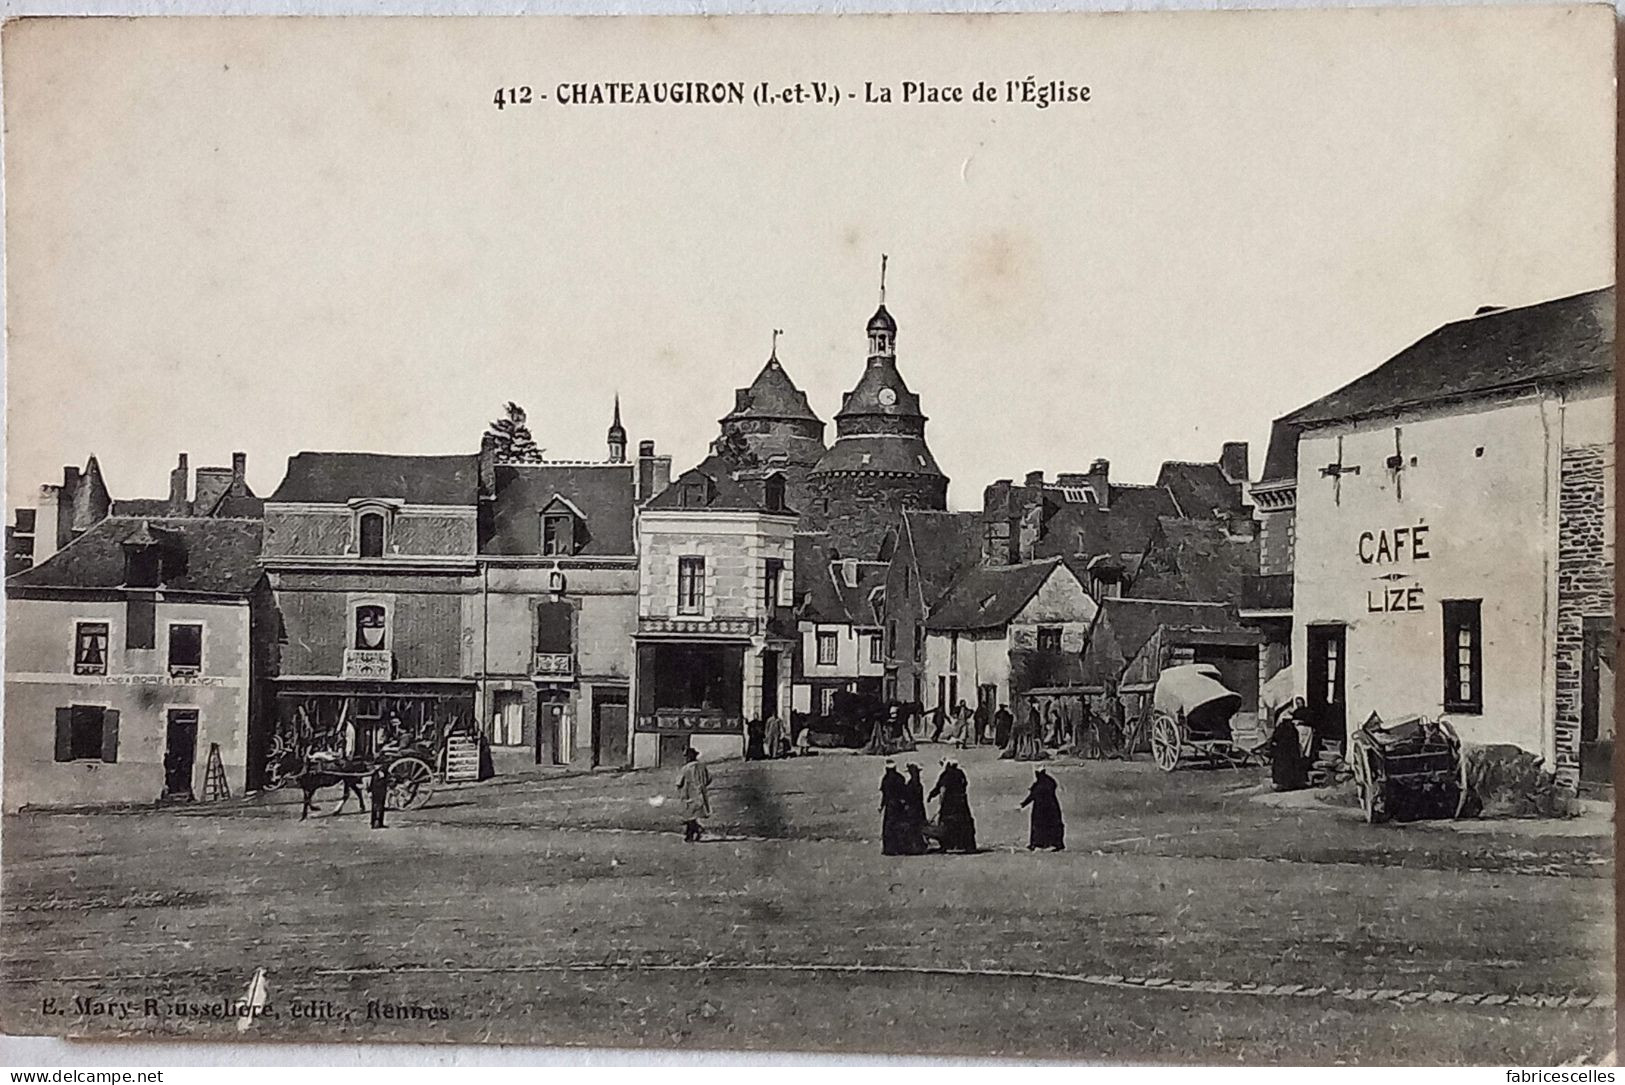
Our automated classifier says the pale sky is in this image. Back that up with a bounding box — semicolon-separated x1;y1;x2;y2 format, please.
3;10;1613;511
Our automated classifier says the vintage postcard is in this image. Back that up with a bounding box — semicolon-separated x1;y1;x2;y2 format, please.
0;9;1614;1062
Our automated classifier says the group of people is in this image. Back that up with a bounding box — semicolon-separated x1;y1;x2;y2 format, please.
925;701;1019;749
878;759;1066;855
744;714;804;761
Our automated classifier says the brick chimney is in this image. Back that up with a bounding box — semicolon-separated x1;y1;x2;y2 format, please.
1086;458;1111;509
1024;470;1045;488
169;453;190;514
637;440;672;503
1220;441;1250;485
231;451;247;489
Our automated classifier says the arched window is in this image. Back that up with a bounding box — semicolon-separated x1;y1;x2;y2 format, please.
764;473;787;512
358;512;385;558
354;604;387;650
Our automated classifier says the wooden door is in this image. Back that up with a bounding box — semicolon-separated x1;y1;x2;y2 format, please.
163;710;199;799
1306;624;1347;742
594;699;630;768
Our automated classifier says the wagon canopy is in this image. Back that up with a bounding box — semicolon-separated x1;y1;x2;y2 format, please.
1153;664;1242;740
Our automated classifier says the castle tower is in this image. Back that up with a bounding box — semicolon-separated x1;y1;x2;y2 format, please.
804;259;949;557
710;330;828;509
607;395;628;464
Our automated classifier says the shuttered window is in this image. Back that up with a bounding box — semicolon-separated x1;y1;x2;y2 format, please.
55;705;117;762
1442;599;1483;714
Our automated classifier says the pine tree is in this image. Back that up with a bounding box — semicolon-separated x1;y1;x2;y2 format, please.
484;402;543;463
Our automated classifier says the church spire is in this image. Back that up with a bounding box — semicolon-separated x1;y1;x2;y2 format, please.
607;394;627;463
866;254;897;360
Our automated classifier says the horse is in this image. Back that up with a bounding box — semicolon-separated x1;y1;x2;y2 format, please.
294;755;370;820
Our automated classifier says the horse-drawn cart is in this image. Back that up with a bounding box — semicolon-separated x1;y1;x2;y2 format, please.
261;699;449;816
1148;663;1259;772
1348;714;1463;823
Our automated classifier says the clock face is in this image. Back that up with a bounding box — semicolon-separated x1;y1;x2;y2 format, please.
877;388;897;407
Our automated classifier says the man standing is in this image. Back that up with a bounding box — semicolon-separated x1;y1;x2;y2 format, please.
994;703;1014;750
368;767;388;830
930;701;947;743
676;747;712;841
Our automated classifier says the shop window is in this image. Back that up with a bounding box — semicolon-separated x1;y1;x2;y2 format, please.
817;631;838;666
869;633;884;664
167;623;203;676
354;604;387;650
55;704;116;763
819;687;837;716
73;622;109;676
1037;626;1063;653
677;556;705;615
1442;599;1483;714
358;512;386;558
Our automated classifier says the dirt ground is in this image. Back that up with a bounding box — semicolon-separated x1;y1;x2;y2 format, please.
1;745;1614;1062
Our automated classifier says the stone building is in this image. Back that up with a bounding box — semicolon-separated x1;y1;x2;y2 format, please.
1286;286;1613;788
261;452;484;762
4;517;269;810
632;457;798;766
713;340;828;513
873;509;982;704
790;532;890;718
802;283;949;560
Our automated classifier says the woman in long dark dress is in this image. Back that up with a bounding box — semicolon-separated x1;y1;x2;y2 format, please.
1020;767;1065;850
1269;700;1310;791
879;762;913;855
928;759;978;853
903;763;929;854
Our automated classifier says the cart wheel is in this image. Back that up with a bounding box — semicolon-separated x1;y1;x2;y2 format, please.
1360;779;1388;824
387;756;435;810
1151;716;1181;773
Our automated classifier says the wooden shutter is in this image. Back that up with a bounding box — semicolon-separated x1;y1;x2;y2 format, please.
127;596;156;650
100;708;119;763
54;707;73;762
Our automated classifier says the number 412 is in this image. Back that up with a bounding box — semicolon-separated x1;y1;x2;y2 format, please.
493;86;533;109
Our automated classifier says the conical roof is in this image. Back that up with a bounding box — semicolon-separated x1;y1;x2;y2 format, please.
866;304;897;336
833;357;924;422
721;356;823;424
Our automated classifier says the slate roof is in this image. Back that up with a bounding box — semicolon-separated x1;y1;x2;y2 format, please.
110;498;175;518
1156;462;1246;519
901;510;983;610
1257;419;1304;485
794;533;886;625
7;517;264;596
834;358;925;421
1078;597;1245;684
268;452;481;506
483;463;635;556
1040;486;1177;565
1129;517;1258;604
643;455;794;515
1289;287;1614;427
812;435;943;477
722;358;823;424
927;557;1069;632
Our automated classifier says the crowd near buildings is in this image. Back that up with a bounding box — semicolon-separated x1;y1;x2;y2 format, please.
4;271;1614;810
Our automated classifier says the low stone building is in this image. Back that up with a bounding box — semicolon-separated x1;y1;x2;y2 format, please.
4;517;269;810
1286;286;1614;788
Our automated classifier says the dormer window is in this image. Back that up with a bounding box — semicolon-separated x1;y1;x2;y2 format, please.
542;513;576;556
764;474;787;513
125;547;162;588
681;480;710;508
358;512;386;558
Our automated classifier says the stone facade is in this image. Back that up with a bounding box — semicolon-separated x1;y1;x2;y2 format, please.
1554;443;1614;787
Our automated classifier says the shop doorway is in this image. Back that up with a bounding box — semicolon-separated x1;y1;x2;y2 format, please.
163;709;199;800
593;691;629;768
1306;624;1347;743
1581;617;1614;784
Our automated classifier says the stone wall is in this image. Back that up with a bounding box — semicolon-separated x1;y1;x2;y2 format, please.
802;472;948;560
1554;443;1613;790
